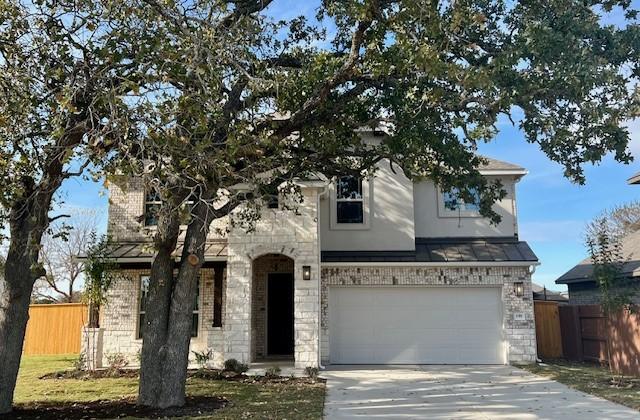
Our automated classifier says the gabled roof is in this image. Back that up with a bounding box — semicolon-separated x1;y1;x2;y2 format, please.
322;237;538;264
478;157;527;176
556;229;640;284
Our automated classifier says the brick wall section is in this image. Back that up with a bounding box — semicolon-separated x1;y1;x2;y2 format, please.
225;188;321;369
99;267;226;368
320;265;537;364
251;255;294;360
107;176;229;242
568;285;640;305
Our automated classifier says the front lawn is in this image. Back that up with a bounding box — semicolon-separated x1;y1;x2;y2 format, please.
12;355;325;419
520;360;640;411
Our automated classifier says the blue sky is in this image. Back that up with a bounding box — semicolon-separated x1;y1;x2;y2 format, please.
57;0;640;292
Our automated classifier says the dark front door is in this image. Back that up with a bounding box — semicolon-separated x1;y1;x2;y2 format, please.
267;273;294;356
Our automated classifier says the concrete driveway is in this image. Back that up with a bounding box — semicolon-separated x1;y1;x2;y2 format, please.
322;365;640;419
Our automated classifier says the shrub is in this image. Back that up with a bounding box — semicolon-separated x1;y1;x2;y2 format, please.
105;352;129;371
192;349;213;369
265;365;281;378
224;358;248;374
73;352;87;371
305;366;319;381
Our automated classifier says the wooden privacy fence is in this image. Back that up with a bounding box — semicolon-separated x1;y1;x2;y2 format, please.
23;303;88;355
534;301;563;358
556;304;640;377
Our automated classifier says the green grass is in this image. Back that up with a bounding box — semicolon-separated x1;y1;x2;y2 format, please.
520;360;640;411
14;355;325;419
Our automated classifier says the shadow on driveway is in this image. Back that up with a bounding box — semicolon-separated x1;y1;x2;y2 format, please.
322;365;640;419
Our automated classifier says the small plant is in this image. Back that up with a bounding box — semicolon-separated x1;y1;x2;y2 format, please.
265;365;281;378
305;366;319;381
135;349;142;364
73;352;87;371
105;352;129;371
192;349;213;369
224;358;248;374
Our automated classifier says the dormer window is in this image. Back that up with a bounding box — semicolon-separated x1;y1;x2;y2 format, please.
336;176;364;224
144;190;161;226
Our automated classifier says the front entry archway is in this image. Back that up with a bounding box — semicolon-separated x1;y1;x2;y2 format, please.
251;254;294;361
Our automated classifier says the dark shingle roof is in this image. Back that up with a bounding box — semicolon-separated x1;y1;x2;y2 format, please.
556;229;640;284
322;237;538;263
478;157;526;172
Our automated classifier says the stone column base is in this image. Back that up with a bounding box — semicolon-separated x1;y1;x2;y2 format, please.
81;327;104;370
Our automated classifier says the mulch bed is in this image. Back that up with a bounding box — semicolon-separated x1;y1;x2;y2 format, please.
7;396;227;419
40;368;325;385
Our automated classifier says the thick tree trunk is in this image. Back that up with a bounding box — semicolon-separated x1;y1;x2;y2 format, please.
0;253;35;413
137;199;212;408
0;210;46;414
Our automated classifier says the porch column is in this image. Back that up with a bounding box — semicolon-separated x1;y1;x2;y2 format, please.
294;259;320;369
223;253;252;363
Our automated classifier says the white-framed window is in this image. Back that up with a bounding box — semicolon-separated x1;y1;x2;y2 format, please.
137;274;200;339
438;187;481;217
330;175;371;230
336;176;364;223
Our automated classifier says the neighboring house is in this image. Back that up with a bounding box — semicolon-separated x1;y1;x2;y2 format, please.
532;283;568;303
556;173;640;305
91;131;539;369
556;229;640;305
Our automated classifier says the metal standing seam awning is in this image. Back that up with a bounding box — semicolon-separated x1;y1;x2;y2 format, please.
102;241;228;263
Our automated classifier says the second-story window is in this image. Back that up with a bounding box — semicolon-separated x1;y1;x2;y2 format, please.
443;187;480;212
144;190;161;226
336;176;364;223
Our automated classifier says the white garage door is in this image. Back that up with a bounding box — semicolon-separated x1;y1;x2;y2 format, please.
329;287;505;364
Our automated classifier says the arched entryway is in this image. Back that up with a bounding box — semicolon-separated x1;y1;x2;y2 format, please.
251;254;294;362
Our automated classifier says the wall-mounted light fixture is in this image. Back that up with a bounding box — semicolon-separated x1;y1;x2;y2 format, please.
514;282;524;297
302;265;311;281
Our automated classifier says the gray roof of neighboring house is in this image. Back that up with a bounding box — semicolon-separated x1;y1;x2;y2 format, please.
628;171;640;185
556;229;640;284
321;237;538;263
532;282;568;302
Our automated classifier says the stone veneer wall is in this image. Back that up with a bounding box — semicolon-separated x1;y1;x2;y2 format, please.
225;188;321;369
99;267;226;368
251;255;295;360
320;265;537;364
106;176;229;242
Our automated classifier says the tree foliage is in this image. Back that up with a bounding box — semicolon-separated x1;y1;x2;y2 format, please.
586;215;637;314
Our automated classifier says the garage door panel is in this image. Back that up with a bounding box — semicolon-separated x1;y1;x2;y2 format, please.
329;287;504;364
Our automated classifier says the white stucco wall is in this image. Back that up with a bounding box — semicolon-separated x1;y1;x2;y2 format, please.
320;159;416;251
413;176;519;238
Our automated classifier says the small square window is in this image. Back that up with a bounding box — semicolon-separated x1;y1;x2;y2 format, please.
443;188;480;212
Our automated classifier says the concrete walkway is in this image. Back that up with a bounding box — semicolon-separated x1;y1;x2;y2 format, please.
322;365;640;419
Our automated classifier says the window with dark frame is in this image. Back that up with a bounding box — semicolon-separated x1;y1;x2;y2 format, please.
144;190;161;226
138;275;200;339
336;176;364;223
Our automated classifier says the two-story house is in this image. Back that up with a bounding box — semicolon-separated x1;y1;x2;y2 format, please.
92;130;538;369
